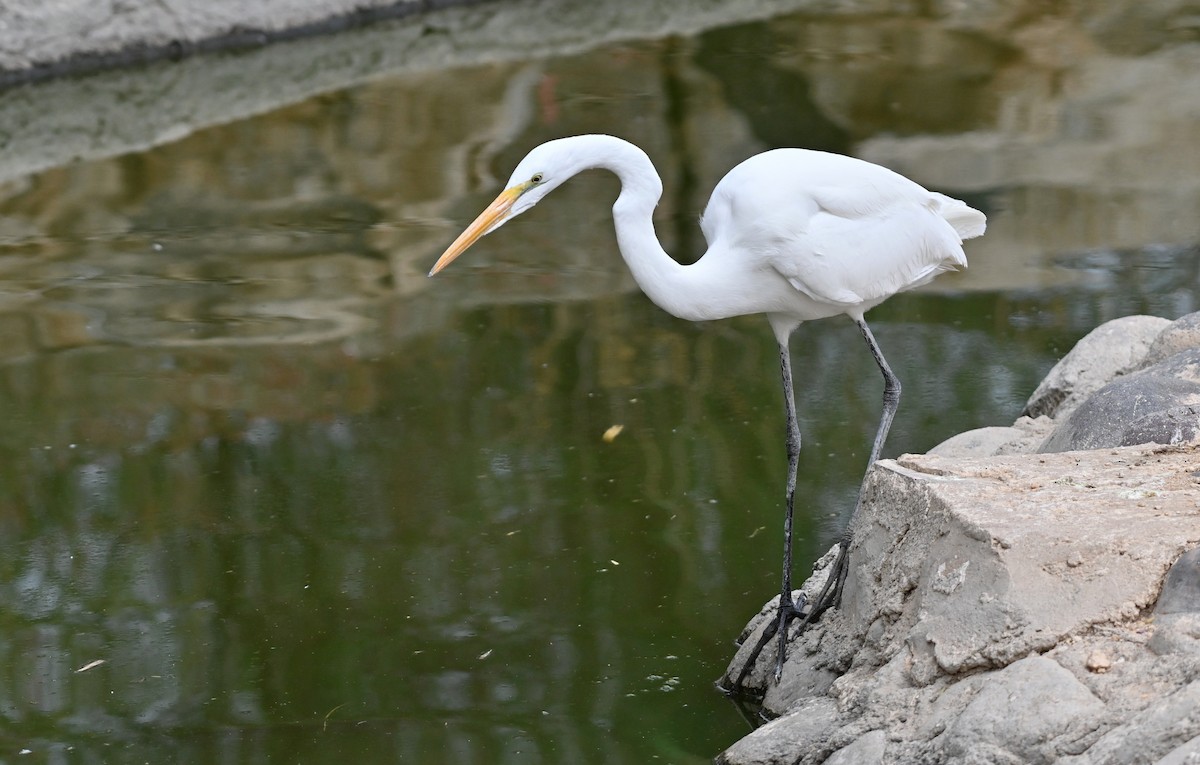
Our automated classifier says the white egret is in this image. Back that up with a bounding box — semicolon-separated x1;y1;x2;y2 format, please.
429;134;986;690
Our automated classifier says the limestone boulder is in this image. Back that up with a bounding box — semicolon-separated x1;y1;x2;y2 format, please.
1141;311;1200;368
929;415;1054;457
1039;347;1200;452
1020;315;1170;421
719;444;1200;765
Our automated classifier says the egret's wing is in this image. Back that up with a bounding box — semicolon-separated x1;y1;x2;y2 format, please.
701;149;983;309
771;188;971;307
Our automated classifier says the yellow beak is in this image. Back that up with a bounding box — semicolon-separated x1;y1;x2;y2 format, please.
428;185;525;276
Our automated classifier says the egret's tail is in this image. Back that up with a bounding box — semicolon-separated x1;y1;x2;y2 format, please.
931;192;987;240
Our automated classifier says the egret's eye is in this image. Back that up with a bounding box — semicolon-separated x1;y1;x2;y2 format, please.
531;173;544;184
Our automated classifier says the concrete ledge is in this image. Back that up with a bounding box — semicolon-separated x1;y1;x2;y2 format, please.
0;0;477;84
0;0;816;185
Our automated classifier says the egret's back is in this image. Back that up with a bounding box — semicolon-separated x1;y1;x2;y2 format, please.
699;149;984;316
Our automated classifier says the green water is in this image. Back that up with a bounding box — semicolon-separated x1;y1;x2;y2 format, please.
0;4;1197;763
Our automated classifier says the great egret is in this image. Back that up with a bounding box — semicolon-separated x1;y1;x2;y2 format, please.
429;134;986;690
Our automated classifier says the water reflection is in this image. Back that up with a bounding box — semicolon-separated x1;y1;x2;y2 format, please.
0;2;1197;762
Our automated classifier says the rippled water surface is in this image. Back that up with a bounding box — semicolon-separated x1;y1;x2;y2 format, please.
0;1;1197;762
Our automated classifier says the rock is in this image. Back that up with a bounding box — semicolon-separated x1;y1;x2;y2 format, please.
1118;404;1200;449
824;730;887;765
994;416;1057;454
929;416;1054;457
1141;311;1200;368
849;448;1198;687
719;444;1200;765
721;312;1200;764
1148;613;1200;657
721;545;839;695
1039;348;1200;452
1064;681;1200;765
1021;315;1170;420
716;696;840;765
937;313;1198;459
940;655;1104;764
1154;547;1200;615
1154;734;1200;765
1086;649;1113;673
928;426;1024;457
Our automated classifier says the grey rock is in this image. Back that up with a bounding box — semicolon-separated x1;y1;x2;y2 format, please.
1155;547;1200;615
1154;734;1200;765
0;0;402;73
1021;315;1171;420
722;546;839;695
719;444;1200;765
1039;347;1200;453
1074;681;1200;765
929;416;1054;457
1142;311;1200;368
1148;613;1200;656
717;696;839;765
846;450;1196;685
995;416;1057;455
824;730;887;765
929;426;1025;457
941;655;1104;764
723;314;1200;765
1120;404;1200;448
942;742;1027;765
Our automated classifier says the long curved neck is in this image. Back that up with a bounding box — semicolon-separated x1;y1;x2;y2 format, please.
580;136;714;321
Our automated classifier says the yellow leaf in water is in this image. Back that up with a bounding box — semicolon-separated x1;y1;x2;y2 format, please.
602;425;624;443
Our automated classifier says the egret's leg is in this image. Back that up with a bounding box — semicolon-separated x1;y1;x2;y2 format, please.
772;340;805;681
807;318;900;618
728;320;900;694
855;319;901;490
729;342;805;691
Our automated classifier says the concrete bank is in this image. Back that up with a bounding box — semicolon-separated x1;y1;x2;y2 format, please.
718;311;1200;764
0;0;813;184
0;0;456;82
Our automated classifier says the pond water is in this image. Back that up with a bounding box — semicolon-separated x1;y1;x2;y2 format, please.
0;2;1197;763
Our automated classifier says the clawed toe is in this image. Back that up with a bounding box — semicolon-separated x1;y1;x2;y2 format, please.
724;542;852;696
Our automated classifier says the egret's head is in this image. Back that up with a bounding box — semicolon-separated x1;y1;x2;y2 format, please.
428;139;578;276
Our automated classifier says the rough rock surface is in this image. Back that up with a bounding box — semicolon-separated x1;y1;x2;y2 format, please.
935;312;1200;458
723;312;1200;765
1039;347;1200;453
1142;312;1200;368
1020;315;1171;420
0;0;424;74
718;444;1200;765
1156;548;1200;615
928;415;1054;458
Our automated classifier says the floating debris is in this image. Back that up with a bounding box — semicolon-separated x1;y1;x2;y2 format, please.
74;659;106;673
322;703;346;732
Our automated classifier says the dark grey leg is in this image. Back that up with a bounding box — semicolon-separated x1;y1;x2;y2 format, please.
727;319;900;693
805;319;899;619
730;342;805;690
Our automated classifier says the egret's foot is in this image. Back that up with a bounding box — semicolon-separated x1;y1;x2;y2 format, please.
805;538;851;625
772;591;809;683
724;540;851;696
725;591;808;695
